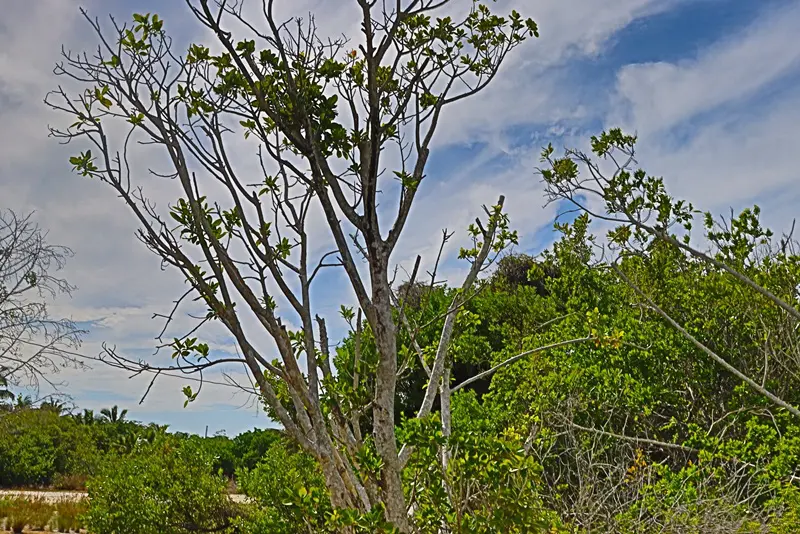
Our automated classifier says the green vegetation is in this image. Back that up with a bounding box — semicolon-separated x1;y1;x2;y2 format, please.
84;438;238;534
0;405;281;489
0;405;100;489
6;184;800;531
51;499;88;533
0;0;792;532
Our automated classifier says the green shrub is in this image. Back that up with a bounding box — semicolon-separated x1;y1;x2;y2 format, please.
401;416;564;534
0;407;101;488
231;428;282;471
236;439;328;533
84;437;237;534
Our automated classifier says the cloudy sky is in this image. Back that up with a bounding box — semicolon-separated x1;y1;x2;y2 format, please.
1;0;798;436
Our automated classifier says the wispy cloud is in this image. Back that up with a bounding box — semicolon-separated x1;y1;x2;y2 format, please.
612;0;800;136
605;0;800;229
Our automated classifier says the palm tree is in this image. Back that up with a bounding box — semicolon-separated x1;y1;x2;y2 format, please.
14;394;33;410
139;425;165;445
100;405;128;423
75;408;97;425
0;368;14;406
40;399;69;414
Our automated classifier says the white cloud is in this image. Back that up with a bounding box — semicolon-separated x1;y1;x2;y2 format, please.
612;0;800;135
0;1;88;167
633;89;800;229
428;0;674;149
603;0;800;231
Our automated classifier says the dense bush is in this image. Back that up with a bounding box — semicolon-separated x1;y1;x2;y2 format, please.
84;438;237;534
186;434;238;478
401;415;564;533
231;428;282;472
313;206;800;531
186;428;281;478
0;408;100;487
472;213;800;531
0;404;285;490
236;438;328;533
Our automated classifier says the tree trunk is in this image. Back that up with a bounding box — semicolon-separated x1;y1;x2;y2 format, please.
370;263;411;531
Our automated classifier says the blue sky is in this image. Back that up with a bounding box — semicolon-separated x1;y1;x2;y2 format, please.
1;0;799;436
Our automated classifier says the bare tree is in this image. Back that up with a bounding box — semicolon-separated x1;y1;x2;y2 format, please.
0;209;84;395
46;1;539;529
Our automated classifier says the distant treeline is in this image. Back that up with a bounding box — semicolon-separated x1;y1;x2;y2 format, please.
0;402;282;489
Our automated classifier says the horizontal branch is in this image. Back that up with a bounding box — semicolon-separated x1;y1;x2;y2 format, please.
451;337;592;392
570;422;698;454
612;264;800;419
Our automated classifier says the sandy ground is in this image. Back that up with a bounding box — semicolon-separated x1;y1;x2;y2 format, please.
0;489;248;503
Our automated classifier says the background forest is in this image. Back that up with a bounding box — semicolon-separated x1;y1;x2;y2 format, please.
4;205;800;532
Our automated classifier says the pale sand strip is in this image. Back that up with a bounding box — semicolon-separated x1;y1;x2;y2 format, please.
0;490;247;503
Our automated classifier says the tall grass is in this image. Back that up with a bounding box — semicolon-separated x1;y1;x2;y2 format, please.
52;498;88;532
0;497;12;532
0;496;88;532
5;497;49;532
